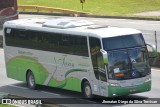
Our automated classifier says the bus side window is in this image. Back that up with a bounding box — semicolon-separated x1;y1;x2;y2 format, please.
5;29;89;57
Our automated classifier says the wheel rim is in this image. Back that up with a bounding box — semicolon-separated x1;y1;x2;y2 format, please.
29;74;35;87
85;85;91;97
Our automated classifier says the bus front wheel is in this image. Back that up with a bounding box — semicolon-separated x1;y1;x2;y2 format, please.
27;71;36;89
82;81;93;98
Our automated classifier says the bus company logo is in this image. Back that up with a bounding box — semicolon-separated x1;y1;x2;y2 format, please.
53;56;74;68
2;99;42;105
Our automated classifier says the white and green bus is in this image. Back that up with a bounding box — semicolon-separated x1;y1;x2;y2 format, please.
3;18;157;98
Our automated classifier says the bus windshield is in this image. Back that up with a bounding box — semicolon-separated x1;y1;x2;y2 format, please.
102;34;145;51
102;34;150;80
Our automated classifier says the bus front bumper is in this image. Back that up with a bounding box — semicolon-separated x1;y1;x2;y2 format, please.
108;81;151;97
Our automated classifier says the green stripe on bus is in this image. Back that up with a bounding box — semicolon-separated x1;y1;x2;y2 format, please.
7;56;86;92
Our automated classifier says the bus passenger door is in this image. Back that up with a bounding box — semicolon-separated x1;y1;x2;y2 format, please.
89;37;108;96
97;53;108;96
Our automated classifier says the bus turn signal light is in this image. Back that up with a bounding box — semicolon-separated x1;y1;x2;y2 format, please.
114;73;124;77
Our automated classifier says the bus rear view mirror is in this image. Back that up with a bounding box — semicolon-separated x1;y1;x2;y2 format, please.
147;44;158;58
100;49;108;65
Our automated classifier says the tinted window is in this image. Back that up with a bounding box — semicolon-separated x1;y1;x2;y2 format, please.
103;34;145;51
89;37;101;79
5;28;88;57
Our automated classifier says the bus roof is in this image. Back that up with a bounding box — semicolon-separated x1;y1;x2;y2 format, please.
3;17;141;38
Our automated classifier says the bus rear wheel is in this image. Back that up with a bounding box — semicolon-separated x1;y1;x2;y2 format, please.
27;71;36;89
82;81;93;98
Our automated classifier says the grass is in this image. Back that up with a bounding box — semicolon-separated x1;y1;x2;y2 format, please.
0;104;15;107
18;0;160;17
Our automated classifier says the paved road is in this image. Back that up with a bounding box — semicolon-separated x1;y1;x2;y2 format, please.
1;14;160;51
18;14;160;31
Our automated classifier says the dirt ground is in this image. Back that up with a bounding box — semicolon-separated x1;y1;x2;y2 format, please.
134;11;160;16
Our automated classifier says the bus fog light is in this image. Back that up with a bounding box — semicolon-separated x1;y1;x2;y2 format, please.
113;94;116;96
109;83;120;87
145;78;151;83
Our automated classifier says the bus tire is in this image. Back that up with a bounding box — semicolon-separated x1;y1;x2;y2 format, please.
82;81;93;98
27;71;36;89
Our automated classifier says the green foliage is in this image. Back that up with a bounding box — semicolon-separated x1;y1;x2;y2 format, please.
18;0;160;16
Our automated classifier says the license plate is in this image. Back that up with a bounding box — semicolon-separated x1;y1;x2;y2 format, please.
129;88;136;92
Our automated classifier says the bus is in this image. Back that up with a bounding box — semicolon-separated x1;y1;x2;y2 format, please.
0;0;18;26
3;18;157;98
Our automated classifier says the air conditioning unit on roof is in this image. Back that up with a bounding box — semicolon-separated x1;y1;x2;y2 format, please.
42;18;94;29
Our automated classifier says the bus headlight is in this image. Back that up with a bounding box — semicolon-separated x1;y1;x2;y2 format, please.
145;78;151;83
109;83;120;87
